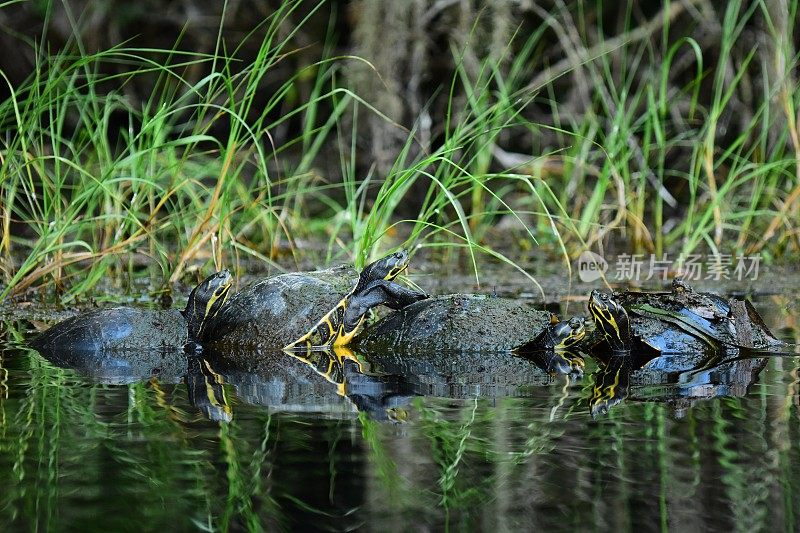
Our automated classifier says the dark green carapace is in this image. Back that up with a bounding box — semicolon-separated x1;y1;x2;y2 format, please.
205;252;426;355
32;270;233;354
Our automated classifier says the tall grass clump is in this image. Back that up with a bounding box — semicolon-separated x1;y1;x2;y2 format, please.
1;0;799;301
345;0;800;268
0;0;354;299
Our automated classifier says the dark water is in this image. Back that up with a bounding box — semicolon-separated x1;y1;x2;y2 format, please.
1;291;799;531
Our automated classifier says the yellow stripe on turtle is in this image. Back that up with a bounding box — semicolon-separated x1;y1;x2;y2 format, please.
202;359;231;415
555;328;586;350
194;272;234;338
589;304;623;346
285;295;354;351
284;250;412;351
591;366;621;405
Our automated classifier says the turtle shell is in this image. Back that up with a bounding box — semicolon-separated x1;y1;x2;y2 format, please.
614;288;778;352
616;290;735;345
354;294;554;353
204;265;358;353
31;307;189;355
628;313;718;355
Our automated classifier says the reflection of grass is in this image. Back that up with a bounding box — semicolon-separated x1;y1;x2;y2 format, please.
417;398;484;530
218;418;275;532
437;399;479;508
0;340;289;530
358;411;405;502
1;348;90;528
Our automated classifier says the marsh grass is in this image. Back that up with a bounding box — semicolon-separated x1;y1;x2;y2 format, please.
1;0;798;301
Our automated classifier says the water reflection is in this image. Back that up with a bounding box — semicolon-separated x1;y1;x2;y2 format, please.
23;319;794;424
589;350;769;417
207;345;592;422
185;357;232;422
2;296;800;531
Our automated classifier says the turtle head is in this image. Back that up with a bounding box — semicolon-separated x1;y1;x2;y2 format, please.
184;269;233;342
588;290;631;352
357;249;409;287
548;316;587;350
671;277;694;294
515;317;586;375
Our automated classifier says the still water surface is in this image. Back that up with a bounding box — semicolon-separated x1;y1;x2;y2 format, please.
1;288;799;531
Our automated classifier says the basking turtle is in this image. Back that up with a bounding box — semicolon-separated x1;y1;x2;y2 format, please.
284;250;424;350
587;289;710;355
515;317;588;377
354;294;587;354
586;285;780;416
205;250;427;355
32;270;233;355
586;282;783;356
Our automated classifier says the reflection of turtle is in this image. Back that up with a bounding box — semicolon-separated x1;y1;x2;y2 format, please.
586;280;782;355
186;356;232;422
288;347;415;422
360;348;575;399
206;347;414;420
518;348;586;378
206;338;588;421
205;251;426;354
32;270;233;354
355;294;586;354
588;351;768;418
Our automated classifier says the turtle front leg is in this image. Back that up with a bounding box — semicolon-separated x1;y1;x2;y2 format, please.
340;280;427;343
370;280;428;310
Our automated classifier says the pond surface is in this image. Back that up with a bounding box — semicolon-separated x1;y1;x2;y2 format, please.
1;270;799;531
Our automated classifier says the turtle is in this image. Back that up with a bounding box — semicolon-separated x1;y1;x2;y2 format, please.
31;270;233;355
283;250;425;350
204;250;428;356
587;288;710;355
513;316;587;377
353;293;588;355
515;316;588;352
586;282;783;356
642;278;783;351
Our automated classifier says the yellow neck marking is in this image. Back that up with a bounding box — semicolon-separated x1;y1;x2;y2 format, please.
591;305;622;344
197;286;230;337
